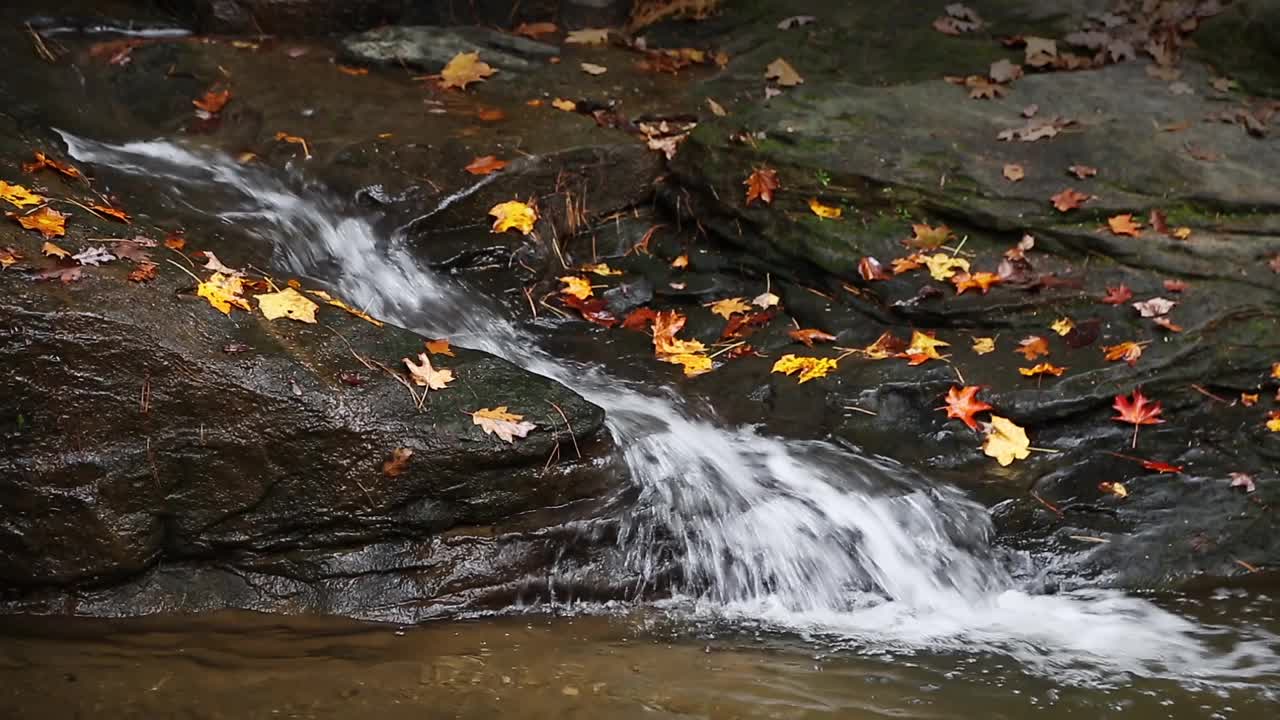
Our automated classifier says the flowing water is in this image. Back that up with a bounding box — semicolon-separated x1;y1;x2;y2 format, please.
14;132;1275;716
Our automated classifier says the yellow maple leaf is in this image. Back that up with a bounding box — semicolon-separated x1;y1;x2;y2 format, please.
808;198;842;219
1050;317;1074;336
972;337;995;355
1172;226;1192;240
771;354;838;383
671;254;689;269
983;415;1031;466
15;207;67;238
903;330;950;364
472;406;537;443
308;289;383;327
551;98;577;112
922;253;970;281
1267;412;1280;432
663;352;713;377
403;353;454;389
0;181;45;208
197;272;252;315
559;275;594;300
256;287;319;323
581;262;622;276
709;297;751;319
489;200;537;234
906;224;953;249
439;52;496;90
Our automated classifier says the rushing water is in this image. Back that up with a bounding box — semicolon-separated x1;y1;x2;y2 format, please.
58;132;1280;691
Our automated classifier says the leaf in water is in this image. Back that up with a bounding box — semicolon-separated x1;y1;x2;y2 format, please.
941;385;993;431
1229;472;1256;493
465;155;508;175
91;204;131;223
274;132;312;158
403;353;453;389
256;287;319;323
16;207;67;238
490;200;537;234
771;354;838;383
622;307;658;331
1098;481;1129;498
439;52;496;89
197;272;252;315
193;87;232;114
1113;388;1164;447
472;406;536;443
670;254;689;269
983;415;1030;466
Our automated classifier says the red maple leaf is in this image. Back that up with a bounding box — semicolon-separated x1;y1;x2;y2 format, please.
1113;388;1164;448
940;385;993;431
1100;284;1134;305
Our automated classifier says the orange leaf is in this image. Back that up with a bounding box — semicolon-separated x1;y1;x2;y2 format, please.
789;328;837;347
15;207;67;238
465;155;508;175
1113;388;1164;447
941;385;993;431
1050;188;1090;212
1067;164;1097;179
1002;164;1025;182
512;21;558;39
858;256;890;280
1100;284;1133;305
164;233;186;251
91;203;131;223
23;151;81;179
193;87;232;114
744;167;779;206
1107;214;1142;236
1015;336;1050;360
1102;341;1145;367
621;307;658;331
426;338;454;357
1019;362;1066;377
382;448;414;477
336;64;368;76
128;262;158;283
952;271;1002;295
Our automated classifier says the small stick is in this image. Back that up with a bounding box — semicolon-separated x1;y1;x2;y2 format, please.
844;406;878;416
1068;535;1110;544
1031;491;1064;518
547;401;581;459
1190;383;1231;404
707;341;744;359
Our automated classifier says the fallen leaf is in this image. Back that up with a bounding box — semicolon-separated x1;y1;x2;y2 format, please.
1024;36;1057;66
193;87;231;114
892;254;925;274
1099;481;1129;498
1050;317;1074;336
198;272;252;315
858;256;890;280
1051;188;1091;212
972;337;995;354
1067;164;1097;179
789;328;837;347
922;253;969;281
964;75;1007;99
765;58;803;86
1172;227;1192;240
256;287;319;323
744;168;780;206
1019;362;1066;377
706;97;727;116
983;415;1031;466
752;291;780;308
15;207;67;238
35;266;82;284
22;151;80;179
465;155;507;175
1107;214;1143;237
1152;316;1183;333
671;254;689;269
551;98;577;112
710;297;751;319
1241;393;1259;407
1016;336;1050;360
580;62;608;75
382;448;413;477
274;132;312;158
513;21;557;39
905;224;953;249
1101;284;1134;305
559;276;594;300
777;15;816;30
0;181;45;208
439;52;496;89
901;331;950;365
942;385;993;431
579;262;621;277
88;204;130;223
565;28;610;45
164;233;186;251
336;64;368;76
772;354;838;383
622;307;658;331
128;262;157;282
403;353;454;389
1273;361;1280;379
490;200;537;234
476;108;505;121
952;271;1002;294
989;59;1023;83
808;198;842;219
472;406;537;443
0;247;21;268
1114;388;1164;447
1229;472;1256;493
860;331;908;359
1163;279;1189;293
41;241;71;259
1269;411;1280;433
1133;297;1176;317
307;289;383;327
1102;341;1145;367
1002;164;1025;182
72;246;116;266
663;352;713;377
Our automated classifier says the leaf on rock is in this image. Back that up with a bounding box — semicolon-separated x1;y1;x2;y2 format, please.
892;254;926;274
1019;362;1066;377
983;415;1031;466
710;297;751;319
765;58;803;86
0;182;46;209
1101;284;1133;305
465;155;507;175
15;207;67;238
1132;297;1176;317
1098;481;1129;498
1068;164;1097;179
901;330;950;365
905;224;953;249
789;328;837;347
771;354;838;383
622;307;658;331
923;253;969;281
439;52;496;89
35;266;82;284
72;246;116;266
128;262;157;283
858;256;890;280
1107;214;1143;236
972;337;995;354
198;272;252;315
256;287;319;323
23;151;81;179
1113;388;1164;447
472;406;536;443
1267;411;1280;433
489;200;537;234
513;22;558;39
551;98;577;112
565;28;610;45
581;262;622;277
425;338;454;357
1102;341;1145;366
942;385;993;431
952;271;1001;294
744;167;780;206
382;448;414;477
403;353;454;389
1002;164;1025;182
193;87;232;114
808;198;842;219
580;62;608;75
308;289;383;327
1051;188;1091;212
559;275;594;300
0;246;21;268
1016;335;1050;360
1050;317;1074;336
1162;279;1188;293
1229;472;1256;493
989;59;1023;83
860;331;908;359
752;291;780;308
670;254;689;269
41;241;71;259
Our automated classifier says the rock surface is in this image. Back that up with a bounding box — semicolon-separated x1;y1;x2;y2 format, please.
340;25;558;73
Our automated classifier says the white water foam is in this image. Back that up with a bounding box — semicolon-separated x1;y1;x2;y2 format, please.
59;132;1280;686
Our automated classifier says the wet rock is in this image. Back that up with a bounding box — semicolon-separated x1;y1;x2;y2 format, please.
340;25;557;73
559;0;630;29
178;0;401;35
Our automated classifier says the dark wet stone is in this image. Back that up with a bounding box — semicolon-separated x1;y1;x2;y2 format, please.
340;25;558;73
559;0;630;29
178;0;402;35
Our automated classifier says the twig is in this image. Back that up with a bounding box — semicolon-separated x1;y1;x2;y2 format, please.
1190;383;1232;404
1068;535;1110;544
1031;491;1064;518
164;258;202;283
844;405;878;416
25;23;57;63
706;341;744;359
547;401;581;459
523;286;538;318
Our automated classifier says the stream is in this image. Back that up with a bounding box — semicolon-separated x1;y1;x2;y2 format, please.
2;132;1274;718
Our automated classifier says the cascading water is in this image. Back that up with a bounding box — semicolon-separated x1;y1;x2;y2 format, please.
60;132;1279;685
